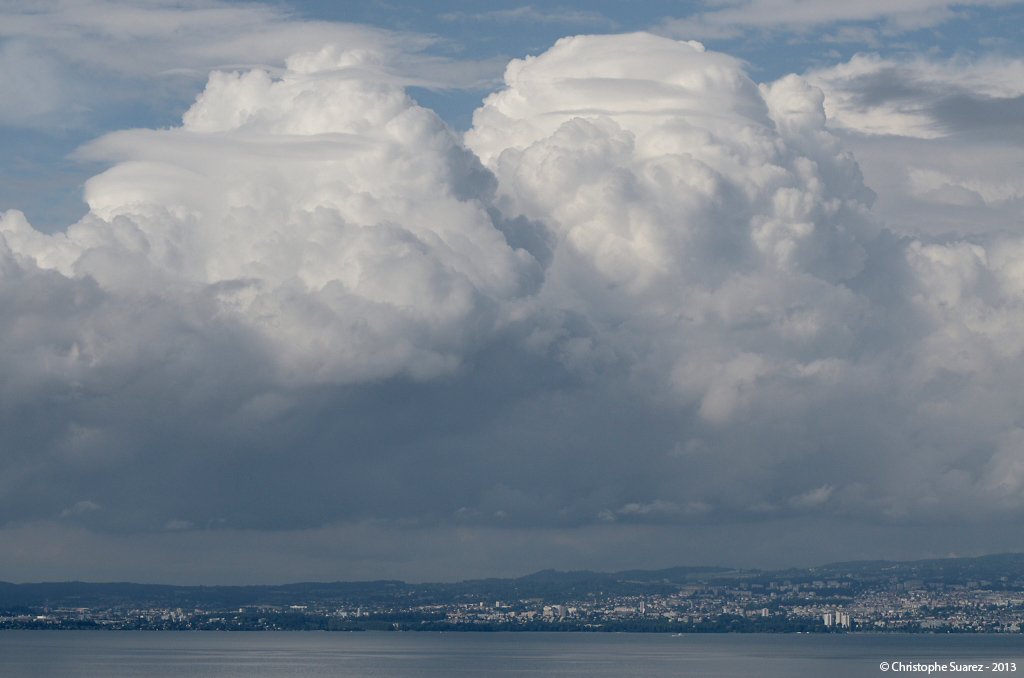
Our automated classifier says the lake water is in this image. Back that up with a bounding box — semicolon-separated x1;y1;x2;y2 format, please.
1;631;1022;677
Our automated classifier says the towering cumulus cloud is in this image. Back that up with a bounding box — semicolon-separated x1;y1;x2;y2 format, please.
1;47;533;386
3;32;1024;580
468;34;878;421
467;34;1024;529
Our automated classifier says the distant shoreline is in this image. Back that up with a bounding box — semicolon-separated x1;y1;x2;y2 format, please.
3;553;1023;634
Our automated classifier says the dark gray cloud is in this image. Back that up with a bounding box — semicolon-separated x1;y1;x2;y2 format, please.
812;63;1024;140
931;93;1024;139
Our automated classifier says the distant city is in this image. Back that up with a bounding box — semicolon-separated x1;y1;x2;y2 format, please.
3;553;1024;633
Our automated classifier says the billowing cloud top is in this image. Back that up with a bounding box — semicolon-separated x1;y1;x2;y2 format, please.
465;34;881;437
3;30;1024;581
469;33;875;292
4;48;537;386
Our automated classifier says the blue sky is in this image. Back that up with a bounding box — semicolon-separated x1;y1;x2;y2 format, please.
3;1;1024;583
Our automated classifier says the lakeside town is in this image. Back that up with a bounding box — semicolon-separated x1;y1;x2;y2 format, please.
3;553;1024;633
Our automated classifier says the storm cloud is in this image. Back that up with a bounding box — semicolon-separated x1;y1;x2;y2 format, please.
3;22;1024;582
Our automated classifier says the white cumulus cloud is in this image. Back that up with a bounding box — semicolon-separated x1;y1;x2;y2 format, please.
467;33;877;418
5;30;1024;577
1;48;536;387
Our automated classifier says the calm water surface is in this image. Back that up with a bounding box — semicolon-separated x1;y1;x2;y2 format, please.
1;631;1022;677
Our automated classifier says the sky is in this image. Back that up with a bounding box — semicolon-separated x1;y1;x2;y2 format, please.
2;1;1024;585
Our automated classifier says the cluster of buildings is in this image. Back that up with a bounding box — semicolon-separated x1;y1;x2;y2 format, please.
3;574;1024;633
399;578;1024;632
